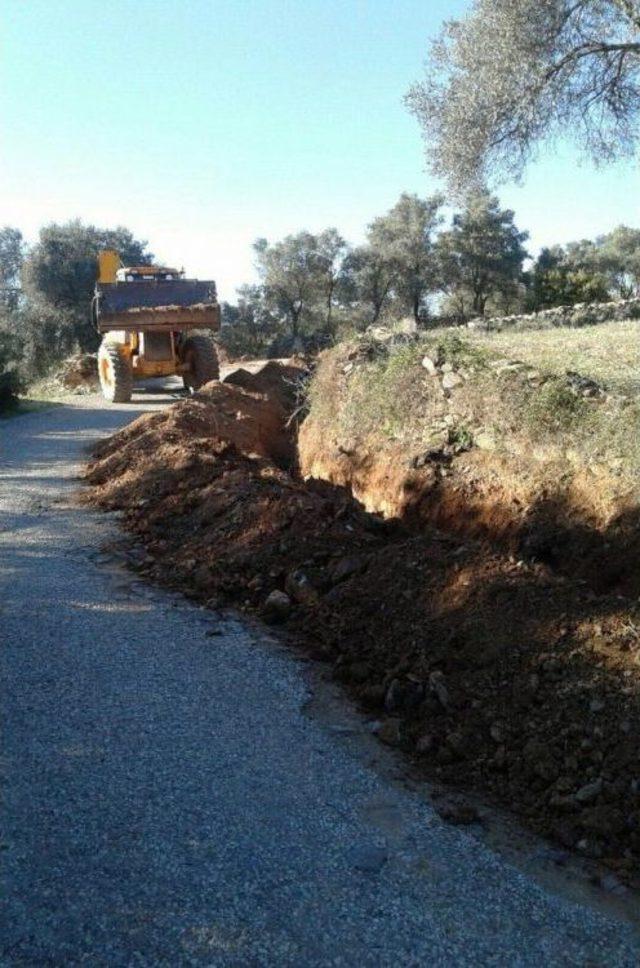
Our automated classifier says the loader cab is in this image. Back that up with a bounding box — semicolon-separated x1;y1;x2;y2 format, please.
116;265;185;283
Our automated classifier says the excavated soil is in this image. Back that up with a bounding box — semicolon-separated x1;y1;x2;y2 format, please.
83;362;640;882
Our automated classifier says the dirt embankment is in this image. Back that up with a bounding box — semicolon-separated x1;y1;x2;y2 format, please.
299;335;640;597
84;358;640;883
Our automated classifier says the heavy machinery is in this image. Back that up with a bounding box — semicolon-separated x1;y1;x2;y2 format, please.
93;250;221;402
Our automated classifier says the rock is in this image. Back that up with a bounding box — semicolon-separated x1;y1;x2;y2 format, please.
384;677;423;713
523;738;558;782
329;554;367;584
429;670;449;708
263;589;292;623
441;361;454;373
565;370;604;399
575;778;603;804
285;569;320;606
377;718;403;747
421;355;439;376
434;797;479;826
589;699;605;713
445;730;467;759
599;873;627;896
475;431;496;451
493;745;507;770
442;371;464;390
350;844;388;874
416;733;434;753
193;564;213;590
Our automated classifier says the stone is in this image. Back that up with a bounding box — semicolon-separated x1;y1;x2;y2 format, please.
329;554;367;584
285;569;320;606
575;778;603;804
475;431;496;451
377;718;403;746
263;589;292;623
600;873;627;896
416;733;434;753
385;677;423;713
429;670;449;708
442;371;464;390
421;355;439;376
445;730;467;759
193;564;213;590
350;844;388;874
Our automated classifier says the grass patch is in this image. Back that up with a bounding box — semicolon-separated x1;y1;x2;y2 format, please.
469;319;639;397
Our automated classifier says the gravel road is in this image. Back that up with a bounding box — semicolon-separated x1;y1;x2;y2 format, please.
1;390;639;966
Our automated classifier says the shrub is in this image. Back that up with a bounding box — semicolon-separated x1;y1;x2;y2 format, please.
0;323;24;408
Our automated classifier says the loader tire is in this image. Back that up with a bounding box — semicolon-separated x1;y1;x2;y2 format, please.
98;341;133;403
182;335;219;392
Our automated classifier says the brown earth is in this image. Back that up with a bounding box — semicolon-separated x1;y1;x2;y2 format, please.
83;361;640;882
299;339;640;599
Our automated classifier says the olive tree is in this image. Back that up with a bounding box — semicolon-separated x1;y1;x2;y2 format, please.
407;0;640;194
23;221;152;314
437;193;529;317
592;224;640;296
525;245;610;308
368;193;444;324
254;229;349;339
343;245;397;325
0;226;24;309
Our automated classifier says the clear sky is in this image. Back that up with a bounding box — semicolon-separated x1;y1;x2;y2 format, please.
2;0;639;301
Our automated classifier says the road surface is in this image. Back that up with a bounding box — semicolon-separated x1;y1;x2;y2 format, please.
1;387;639;965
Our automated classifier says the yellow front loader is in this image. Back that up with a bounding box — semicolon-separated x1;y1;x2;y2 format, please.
93;250;221;403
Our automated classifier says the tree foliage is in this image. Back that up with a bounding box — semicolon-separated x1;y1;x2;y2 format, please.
23;220;152;348
367;193;444;323
592;224;640;296
407;0;640;194
436;193;529;317
0;226;25;310
220;284;282;357
526;245;611;309
253;230;349;339
343;244;397;326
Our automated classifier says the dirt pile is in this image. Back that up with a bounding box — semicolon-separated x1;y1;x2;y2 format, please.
84;360;640;882
56;352;99;392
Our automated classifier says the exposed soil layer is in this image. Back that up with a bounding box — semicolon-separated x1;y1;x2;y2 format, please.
299;435;640;598
83;362;640;883
299;337;640;598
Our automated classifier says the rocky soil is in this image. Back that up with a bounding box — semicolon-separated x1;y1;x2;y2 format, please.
83;361;640;885
468;295;640;332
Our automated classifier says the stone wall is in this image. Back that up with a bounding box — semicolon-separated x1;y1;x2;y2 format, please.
467;297;640;332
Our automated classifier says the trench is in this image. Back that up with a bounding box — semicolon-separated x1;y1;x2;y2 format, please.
82;362;640;887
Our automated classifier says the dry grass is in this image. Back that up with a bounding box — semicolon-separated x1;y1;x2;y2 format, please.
468;319;640;397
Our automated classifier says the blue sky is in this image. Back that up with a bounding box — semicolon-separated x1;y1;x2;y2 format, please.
2;0;639;300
